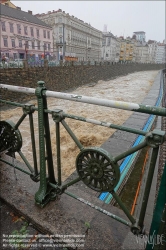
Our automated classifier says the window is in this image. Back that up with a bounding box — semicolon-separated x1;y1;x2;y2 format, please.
32;41;35;49
44;43;47;50
43;30;46;38
9;23;14;33
59;27;62;33
11;39;15;47
47;31;50;39
2;22;6;31
3;38;8;47
19;40;22;48
24;26;28;35
59;36;62;43
17;24;21;34
30;27;34;36
36;29;39;37
37;41;40;50
58;17;62;23
13;53;17;59
48;44;50;50
25;41;29;49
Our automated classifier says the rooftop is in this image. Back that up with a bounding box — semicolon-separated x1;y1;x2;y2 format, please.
35;9;102;33
148;40;157;44
133;31;145;34
102;32;116;38
0;4;52;28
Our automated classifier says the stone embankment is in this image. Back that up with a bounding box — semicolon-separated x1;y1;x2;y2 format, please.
0;63;164;105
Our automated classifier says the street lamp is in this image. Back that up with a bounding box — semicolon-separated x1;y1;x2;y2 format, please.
43;44;46;59
86;47;91;61
24;42;28;59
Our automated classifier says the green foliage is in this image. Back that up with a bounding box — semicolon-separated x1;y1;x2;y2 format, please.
84;221;91;229
11;222;29;249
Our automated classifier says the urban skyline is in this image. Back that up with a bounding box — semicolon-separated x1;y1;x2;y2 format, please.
0;1;165;64
12;0;165;43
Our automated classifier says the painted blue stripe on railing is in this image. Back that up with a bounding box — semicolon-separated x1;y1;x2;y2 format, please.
99;72;163;202
99;114;155;201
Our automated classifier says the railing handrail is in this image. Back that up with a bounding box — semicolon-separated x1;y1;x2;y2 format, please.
0;83;166;116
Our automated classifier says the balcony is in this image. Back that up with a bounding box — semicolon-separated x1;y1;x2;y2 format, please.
56;41;63;46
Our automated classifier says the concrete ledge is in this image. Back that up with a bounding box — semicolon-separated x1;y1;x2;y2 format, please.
0;156;131;249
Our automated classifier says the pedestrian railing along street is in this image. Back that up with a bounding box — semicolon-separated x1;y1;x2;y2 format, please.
0;70;165;243
1;60;160;69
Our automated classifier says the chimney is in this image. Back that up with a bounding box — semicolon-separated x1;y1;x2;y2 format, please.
28;10;33;15
16;6;21;10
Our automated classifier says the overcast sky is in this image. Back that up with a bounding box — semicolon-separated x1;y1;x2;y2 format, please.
13;1;165;42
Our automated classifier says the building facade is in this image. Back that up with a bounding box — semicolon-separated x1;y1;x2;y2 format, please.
148;40;157;63
101;32;120;62
115;37;121;62
155;43;166;63
125;37;136;62
119;37;126;62
119;37;136;62
0;4;53;60
35;9;102;62
135;43;149;63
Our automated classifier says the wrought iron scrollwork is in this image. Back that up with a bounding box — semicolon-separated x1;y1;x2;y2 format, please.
76;147;120;192
0;120;22;153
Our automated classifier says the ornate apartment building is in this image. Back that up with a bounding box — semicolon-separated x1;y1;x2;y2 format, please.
35;9;102;62
0;4;53;60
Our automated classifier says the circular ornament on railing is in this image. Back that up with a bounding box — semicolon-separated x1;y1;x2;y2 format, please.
76;147;120;192
0;120;22;153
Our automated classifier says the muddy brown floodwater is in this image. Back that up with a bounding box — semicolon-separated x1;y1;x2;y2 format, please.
1;71;158;180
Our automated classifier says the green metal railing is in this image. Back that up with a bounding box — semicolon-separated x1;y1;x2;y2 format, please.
0;71;166;241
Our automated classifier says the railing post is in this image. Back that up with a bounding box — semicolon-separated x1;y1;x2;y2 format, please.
35;81;57;207
137;147;159;229
23;59;28;69
44;59;48;68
